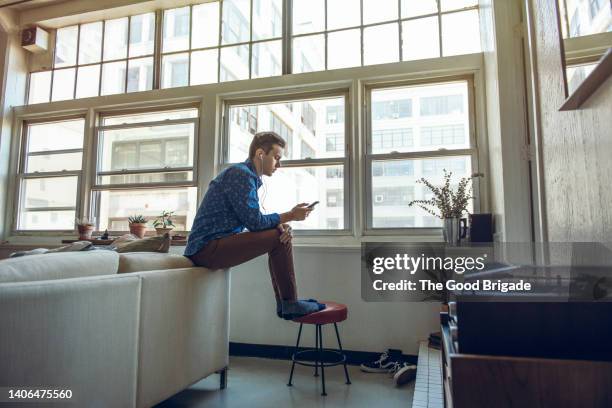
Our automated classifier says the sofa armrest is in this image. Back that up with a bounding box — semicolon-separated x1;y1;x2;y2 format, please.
131;267;230;408
0;275;141;407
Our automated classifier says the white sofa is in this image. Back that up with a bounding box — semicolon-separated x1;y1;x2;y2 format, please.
0;250;230;408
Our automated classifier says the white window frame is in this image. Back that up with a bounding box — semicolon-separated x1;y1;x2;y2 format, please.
90;105;200;234
220;88;352;236
13;115;87;233
363;75;481;236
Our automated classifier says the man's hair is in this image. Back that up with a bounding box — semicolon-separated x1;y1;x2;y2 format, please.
249;131;286;159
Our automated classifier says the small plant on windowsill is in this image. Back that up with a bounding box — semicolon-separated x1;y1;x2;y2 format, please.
153;211;175;236
128;215;148;238
75;217;96;240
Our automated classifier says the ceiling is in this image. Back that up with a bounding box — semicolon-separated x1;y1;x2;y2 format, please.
0;0;68;11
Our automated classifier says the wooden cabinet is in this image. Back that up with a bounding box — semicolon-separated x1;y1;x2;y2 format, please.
440;312;612;408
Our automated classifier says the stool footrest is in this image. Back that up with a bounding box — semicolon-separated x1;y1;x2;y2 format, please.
292;349;346;368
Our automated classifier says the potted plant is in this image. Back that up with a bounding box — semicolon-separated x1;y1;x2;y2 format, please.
408;170;483;246
75;217;95;240
153;210;175;236
128;215;148;238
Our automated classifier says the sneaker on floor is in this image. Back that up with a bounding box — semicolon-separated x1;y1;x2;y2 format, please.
391;362;417;386
359;351;403;373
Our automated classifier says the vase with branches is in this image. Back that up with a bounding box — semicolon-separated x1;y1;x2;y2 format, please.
408;170;482;245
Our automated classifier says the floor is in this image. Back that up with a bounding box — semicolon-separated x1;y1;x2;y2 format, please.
156;356;414;408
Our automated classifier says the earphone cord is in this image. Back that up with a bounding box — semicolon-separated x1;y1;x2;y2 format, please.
259;155;267;212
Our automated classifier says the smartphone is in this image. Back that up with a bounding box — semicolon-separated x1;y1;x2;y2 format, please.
306;201;320;209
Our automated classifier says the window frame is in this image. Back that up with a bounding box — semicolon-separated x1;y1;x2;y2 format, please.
363;75;481;235
220;88;352;236
13;115;87;233
89;105;200;234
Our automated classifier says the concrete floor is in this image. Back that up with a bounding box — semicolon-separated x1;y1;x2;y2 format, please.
156;356;414;408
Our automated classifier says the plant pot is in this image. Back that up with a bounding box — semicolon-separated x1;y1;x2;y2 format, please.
155;227;173;237
129;223;147;238
77;224;94;240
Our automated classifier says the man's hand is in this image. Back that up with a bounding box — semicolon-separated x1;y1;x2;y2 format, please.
277;223;292;244
290;203;312;221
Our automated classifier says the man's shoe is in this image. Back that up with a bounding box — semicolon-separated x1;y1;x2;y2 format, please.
392;362;417;386
359;351;403;373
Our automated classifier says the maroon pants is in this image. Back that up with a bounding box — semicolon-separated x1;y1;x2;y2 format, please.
188;228;297;302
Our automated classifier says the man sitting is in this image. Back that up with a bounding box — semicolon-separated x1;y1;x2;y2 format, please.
185;131;325;319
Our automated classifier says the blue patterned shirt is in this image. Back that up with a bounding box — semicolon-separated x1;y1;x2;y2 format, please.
184;159;281;256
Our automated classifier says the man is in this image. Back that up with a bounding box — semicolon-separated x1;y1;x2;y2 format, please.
185;131;325;319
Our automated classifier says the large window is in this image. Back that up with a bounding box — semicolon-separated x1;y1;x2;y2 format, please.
161;0;283;88
16;118;85;231
27;1;483;104
366;79;477;229
29;13;155;104
92;108;199;232
224;94;348;230
292;0;480;73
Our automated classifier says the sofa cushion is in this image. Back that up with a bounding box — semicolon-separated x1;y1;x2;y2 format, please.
0;251;120;283
118;253;194;274
112;234;171;253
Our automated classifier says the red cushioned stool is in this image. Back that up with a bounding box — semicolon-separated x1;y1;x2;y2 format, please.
286;301;351;396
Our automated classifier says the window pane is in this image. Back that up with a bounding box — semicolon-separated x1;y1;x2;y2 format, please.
371;156;472;228
102;109;198;126
163;7;190;52
28;71;52;104
292;0;325;35
78;22;102;64
220;45;249;81
567;62;598;94
402;17;440;61
564;0;611;38
441;10;481;56
162;53;190;88
192;2;220;48
401;0;438;18
251;40;282;78
130;13;156;57
440;0;478;12
127;57;153;93
96;187;197;231
252;0;283;40
51;68;75;101
26;152;83;173
364;23;399;65
371;81;469;153
19;210;76;230
259;165;345;230
227;96;345;162
103;17;128;60
22;176;78;209
191;49;219;85
55;25;78;67
98;123;195;172
76;65;101;98
328;29;361;69
327;0;360;30
222;0;251;44
363;0;398;25
27;119;84;153
292;34;325;73
101;61;126;95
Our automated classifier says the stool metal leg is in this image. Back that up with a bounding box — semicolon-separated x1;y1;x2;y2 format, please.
287;323;303;386
318;324;327;396
314;324;319;377
334;323;351;385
